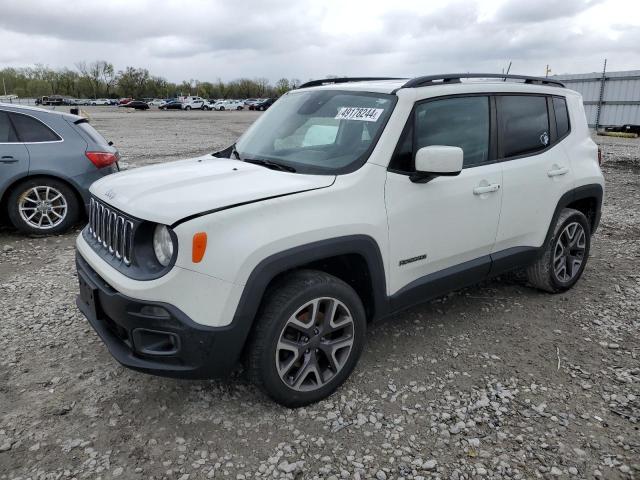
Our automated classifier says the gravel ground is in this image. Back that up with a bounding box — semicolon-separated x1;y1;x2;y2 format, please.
0;107;638;479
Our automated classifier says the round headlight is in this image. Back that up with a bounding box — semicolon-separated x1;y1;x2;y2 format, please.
153;224;174;267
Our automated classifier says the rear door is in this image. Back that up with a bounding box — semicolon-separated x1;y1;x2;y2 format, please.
0;110;29;194
493;94;573;254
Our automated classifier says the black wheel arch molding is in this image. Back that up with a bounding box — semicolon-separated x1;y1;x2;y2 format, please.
541;183;603;247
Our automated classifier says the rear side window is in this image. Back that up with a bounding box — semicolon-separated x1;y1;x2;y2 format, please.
499;95;549;158
415;96;490;167
9;113;61;142
553;97;570;139
0;111;19;142
76;121;110;148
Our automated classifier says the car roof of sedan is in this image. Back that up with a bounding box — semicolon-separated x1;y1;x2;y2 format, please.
0;102;84;122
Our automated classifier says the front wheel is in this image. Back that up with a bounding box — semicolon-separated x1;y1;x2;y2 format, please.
219;106;225;111
245;270;366;407
7;178;80;235
185;105;191;111
526;208;591;293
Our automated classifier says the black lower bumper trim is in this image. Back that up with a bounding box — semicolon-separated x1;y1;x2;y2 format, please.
75;254;243;379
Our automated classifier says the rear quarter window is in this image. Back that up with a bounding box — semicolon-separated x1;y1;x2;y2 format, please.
9;112;61;142
553;97;570;139
76;121;110;148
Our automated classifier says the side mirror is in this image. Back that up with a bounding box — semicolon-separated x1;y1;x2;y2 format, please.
411;146;463;183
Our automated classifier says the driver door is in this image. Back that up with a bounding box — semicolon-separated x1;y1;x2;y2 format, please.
385;95;503;297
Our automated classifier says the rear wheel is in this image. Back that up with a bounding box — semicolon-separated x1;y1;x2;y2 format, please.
219;106;225;111
526;208;591;293
185;105;191;111
7;178;80;235
245;270;366;407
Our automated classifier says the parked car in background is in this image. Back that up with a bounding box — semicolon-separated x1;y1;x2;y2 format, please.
182;96;206;110
118;100;150;110
244;98;259;106
159;100;182;110
118;98;133;105
90;99;110;106
0;103;119;234
108;99;119;106
211;100;244;111
147;99;165;107
250;98;276;111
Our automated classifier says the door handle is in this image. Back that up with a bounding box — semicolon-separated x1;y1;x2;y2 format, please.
0;156;17;164
473;184;500;195
547;166;569;177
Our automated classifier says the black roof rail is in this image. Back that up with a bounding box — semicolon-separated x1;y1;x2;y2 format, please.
399;73;565;89
297;77;404;89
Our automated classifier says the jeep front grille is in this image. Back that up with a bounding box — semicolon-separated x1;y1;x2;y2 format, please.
88;198;134;265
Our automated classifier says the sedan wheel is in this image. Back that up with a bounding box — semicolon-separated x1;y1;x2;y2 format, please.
8;179;80;235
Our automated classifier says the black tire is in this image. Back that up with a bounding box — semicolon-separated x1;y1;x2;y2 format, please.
526;208;591;293
237;106;243;110
220;106;225;111
185;105;191;111
7;177;80;235
245;270;367;407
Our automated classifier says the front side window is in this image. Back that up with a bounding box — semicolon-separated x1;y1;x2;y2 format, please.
235;90;396;174
415;96;490;168
9;113;61;142
0;111;19;142
499;95;549;158
389;96;490;172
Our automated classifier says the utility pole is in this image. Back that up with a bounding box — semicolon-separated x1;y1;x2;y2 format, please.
545;65;552;78
2;76;6;96
595;59;607;132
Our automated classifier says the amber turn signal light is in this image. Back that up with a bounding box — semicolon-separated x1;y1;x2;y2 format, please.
192;232;207;263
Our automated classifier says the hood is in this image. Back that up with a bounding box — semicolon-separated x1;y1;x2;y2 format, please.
90;156;335;225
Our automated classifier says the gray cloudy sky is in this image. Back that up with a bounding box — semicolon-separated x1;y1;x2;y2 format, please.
1;0;639;82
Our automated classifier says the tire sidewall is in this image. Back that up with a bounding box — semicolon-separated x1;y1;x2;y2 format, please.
548;210;591;291
7;178;80;235
257;278;366;407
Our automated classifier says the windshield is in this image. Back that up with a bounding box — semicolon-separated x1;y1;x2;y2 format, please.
235;90;396;174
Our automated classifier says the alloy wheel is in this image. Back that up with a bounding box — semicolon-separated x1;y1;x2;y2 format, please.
553;221;586;282
276;297;355;392
18;186;68;230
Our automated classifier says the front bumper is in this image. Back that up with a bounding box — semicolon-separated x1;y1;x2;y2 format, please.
75;254;245;378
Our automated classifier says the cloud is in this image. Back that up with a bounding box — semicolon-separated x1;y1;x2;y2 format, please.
494;0;603;23
0;0;639;82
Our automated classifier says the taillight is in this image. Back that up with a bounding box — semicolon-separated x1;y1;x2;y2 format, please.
86;151;118;168
597;147;603;166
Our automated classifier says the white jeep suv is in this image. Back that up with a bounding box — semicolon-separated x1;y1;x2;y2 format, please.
75;74;604;407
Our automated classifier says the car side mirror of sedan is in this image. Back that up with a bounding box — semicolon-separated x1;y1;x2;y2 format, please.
410;145;463;183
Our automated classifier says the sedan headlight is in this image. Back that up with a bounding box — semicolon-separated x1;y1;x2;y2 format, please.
153;224;174;267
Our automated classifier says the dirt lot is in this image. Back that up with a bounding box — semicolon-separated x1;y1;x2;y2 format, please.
0;107;638;479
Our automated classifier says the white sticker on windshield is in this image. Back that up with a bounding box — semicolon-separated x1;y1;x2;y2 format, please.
335;107;384;122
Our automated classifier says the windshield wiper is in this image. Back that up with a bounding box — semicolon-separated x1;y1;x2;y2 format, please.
243;158;296;173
